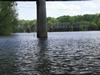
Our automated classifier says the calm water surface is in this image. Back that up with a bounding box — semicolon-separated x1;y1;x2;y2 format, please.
0;31;100;75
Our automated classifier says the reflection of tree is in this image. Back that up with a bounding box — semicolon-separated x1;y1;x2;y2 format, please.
35;38;51;75
0;38;20;75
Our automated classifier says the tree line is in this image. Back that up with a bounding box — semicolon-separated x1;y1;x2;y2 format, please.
16;13;100;32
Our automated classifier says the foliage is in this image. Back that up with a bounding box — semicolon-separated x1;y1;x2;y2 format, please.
0;1;18;35
16;13;100;32
15;19;36;32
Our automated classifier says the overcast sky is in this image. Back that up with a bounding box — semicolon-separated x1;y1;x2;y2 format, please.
16;0;100;20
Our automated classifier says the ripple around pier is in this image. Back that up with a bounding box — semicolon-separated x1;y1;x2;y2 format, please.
0;31;100;75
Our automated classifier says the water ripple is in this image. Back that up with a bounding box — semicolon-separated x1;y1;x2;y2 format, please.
0;32;100;75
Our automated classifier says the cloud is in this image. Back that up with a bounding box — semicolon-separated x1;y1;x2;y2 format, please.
46;2;81;10
84;1;98;9
46;2;82;17
18;15;25;20
19;6;35;8
17;2;36;8
16;0;100;20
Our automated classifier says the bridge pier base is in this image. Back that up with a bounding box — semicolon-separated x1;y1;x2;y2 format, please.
36;0;48;38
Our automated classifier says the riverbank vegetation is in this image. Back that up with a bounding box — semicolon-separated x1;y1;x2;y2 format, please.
16;13;100;32
0;1;18;35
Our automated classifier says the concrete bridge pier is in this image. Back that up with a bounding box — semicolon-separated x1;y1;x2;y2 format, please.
36;0;48;38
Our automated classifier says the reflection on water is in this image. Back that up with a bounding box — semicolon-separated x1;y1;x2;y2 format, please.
35;38;51;75
0;32;100;75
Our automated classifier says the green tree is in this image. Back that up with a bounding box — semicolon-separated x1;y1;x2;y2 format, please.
0;1;18;35
47;17;58;27
97;18;100;30
57;15;70;22
89;22;98;30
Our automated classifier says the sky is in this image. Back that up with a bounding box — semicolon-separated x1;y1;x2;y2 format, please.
16;0;100;20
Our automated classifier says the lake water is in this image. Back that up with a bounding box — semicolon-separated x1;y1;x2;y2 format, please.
0;31;100;75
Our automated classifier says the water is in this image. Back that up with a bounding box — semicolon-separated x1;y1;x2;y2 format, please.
0;31;100;75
